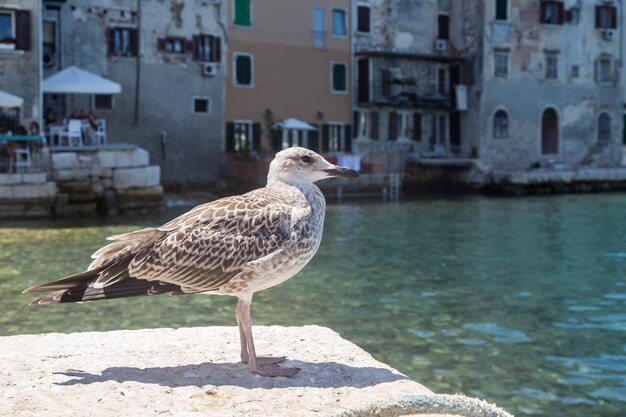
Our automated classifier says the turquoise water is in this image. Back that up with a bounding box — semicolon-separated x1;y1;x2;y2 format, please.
1;194;626;417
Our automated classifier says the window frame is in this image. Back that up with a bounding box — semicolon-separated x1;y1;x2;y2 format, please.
327;122;346;152
163;37;187;54
596;5;618;29
545;52;558;80
193;34;221;62
93;94;114;111
192;96;212;115
109;27;137;57
493;109;509;139
330;61;348;94
539;1;564;26
597;56;613;83
231;120;254;154
598;112;612;142
0;9;16;49
437;13;450;40
331;7;348;38
356;3;372;34
233;0;253;27
494;50;509;78
233;52;254;88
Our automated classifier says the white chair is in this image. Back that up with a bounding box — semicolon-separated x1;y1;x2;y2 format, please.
13;148;32;173
59;119;83;147
92;119;107;145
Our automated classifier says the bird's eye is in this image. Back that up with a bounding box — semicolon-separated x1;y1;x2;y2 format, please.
301;155;311;163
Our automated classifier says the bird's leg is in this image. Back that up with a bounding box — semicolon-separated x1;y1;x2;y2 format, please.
236;294;298;377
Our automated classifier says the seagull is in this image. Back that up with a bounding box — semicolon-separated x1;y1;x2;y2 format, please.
24;147;359;377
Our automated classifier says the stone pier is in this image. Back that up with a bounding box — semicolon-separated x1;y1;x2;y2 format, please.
0;325;512;417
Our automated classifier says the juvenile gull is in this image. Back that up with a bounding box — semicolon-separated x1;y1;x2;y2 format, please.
24;147;359;377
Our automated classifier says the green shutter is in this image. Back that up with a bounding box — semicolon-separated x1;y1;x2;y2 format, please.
271;129;282;152
252;123;261;151
333;63;346;92
308;130;319;152
344;125;352;152
226;122;235;153
234;0;251;26
236;55;252;85
322;124;330;151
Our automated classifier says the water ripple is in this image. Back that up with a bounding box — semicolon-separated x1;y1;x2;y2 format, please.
463;322;532;344
514;387;595;405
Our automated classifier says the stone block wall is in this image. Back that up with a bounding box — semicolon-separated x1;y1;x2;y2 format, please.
50;147;162;216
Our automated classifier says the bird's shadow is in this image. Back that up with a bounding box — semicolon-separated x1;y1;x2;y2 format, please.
54;360;408;389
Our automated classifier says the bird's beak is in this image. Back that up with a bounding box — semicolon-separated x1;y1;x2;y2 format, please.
322;165;360;179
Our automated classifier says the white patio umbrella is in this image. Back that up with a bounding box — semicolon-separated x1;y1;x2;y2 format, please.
273;118;318;149
0;90;24;108
43;66;121;94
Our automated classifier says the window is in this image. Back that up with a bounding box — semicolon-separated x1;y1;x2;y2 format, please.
438;14;449;39
493;110;509;139
541;108;559;155
42;21;56;67
109;27;137;57
234;53;253;87
313;8;325;49
598;112;611;141
193;97;211;114
495;0;508;20
327;123;345;151
226;121;261;153
193;35;221;62
540;1;564;25
545;53;558;79
413;113;422;141
597;56;613;82
357;4;371;33
596;5;617;29
437;68;447;95
437;115;447;145
331;62;348;93
163;37;186;54
494;50;508;78
234;0;252;27
388;112;398;140
0;9;30;51
332;8;347;37
94;95;113;111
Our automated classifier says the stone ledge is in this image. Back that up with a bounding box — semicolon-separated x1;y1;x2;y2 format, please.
0;326;511;417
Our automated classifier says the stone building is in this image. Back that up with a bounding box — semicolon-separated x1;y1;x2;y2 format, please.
354;0;624;173
42;0;227;185
224;0;352;160
0;0;40;131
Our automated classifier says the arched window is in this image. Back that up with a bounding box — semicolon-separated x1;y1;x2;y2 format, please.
493;110;509;139
541;108;559;155
598;112;611;141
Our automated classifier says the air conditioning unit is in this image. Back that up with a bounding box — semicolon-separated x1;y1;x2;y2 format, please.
202;62;218;77
601;29;615;41
434;39;448;53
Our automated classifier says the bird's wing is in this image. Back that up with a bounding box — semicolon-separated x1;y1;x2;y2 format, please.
121;189;294;292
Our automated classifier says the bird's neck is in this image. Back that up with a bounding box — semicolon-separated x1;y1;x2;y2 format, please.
268;179;325;211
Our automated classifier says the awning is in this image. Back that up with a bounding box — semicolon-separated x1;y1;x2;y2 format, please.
43;66;122;94
273;118;318;130
0;90;24;108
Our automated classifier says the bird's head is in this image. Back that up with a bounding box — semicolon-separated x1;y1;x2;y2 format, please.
267;147;359;187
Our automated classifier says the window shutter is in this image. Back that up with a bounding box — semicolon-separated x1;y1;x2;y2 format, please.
185;39;194;54
564;9;572;23
107;29;115;56
322;124;330;151
413;113;422;141
556;2;564;24
15;10;31;51
130;29;139;57
307;129;319;152
495;0;507;20
357;6;370;32
437;15;449;40
344;125;352;152
595;6;601;28
225;122;235;153
610;7;617;29
270;129;282;152
252;123;261;151
388;112;398;140
192;35;199;60
371;112;379;139
540;2;547;23
157;38;166;52
211;36;221;62
353;111;359;138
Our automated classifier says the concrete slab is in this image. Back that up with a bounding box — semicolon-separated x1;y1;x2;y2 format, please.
11;182;57;199
0;326;510;417
97;148;149;168
112;165;160;189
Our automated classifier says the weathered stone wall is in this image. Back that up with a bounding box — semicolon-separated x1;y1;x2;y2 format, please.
0;0;41;124
478;0;624;170
43;0;227;185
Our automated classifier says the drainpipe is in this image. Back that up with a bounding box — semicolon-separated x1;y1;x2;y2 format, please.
133;0;141;126
38;1;43;130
